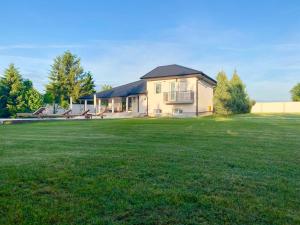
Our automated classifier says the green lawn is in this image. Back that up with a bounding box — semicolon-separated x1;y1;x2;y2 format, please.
0;115;300;225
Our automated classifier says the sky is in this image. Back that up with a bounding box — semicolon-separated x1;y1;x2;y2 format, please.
0;0;300;101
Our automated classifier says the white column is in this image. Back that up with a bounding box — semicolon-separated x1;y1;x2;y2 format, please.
84;100;87;111
69;97;73;110
111;98;115;113
93;94;97;113
98;99;101;113
126;97;129;112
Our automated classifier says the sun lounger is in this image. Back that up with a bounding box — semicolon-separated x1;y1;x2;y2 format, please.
94;107;107;119
82;110;92;119
61;109;72;118
64;109;91;119
16;107;46;118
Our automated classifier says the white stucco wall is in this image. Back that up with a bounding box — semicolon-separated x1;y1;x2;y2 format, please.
251;102;300;113
198;80;214;113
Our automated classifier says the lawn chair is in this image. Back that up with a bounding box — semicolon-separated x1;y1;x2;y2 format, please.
81;109;92;119
94;107;107;119
17;107;46;118
62;109;72;118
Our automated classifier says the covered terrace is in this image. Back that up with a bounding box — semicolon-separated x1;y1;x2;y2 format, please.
78;80;147;115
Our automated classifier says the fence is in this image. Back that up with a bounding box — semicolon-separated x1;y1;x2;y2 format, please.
45;104;95;115
251;102;300;113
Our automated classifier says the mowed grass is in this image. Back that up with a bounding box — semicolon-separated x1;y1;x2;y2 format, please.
0;115;300;225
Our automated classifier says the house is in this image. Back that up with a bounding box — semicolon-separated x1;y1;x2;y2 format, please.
79;64;217;117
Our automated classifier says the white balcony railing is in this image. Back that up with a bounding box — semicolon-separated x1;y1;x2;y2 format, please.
163;91;194;104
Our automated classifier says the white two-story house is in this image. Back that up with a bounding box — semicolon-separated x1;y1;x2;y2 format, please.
80;64;217;117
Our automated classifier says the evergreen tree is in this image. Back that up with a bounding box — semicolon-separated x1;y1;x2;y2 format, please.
213;71;231;114
0;81;9;117
80;71;96;97
1;64;26;116
21;79;43;112
0;64;43;117
290;83;300;101
46;51;95;108
228;70;251;113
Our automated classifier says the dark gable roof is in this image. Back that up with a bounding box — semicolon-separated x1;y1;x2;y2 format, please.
140;64;216;85
80;80;146;100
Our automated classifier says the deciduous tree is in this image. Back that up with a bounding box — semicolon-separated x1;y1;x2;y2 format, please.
290;83;300;101
100;84;112;92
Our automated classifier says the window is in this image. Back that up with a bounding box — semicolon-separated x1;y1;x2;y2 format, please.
179;79;187;92
155;83;161;94
173;108;183;114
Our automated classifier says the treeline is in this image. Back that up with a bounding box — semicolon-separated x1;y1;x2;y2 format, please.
213;70;253;115
0;51;97;118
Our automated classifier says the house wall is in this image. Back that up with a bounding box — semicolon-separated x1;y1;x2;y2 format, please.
108;97;123;112
138;94;147;114
198;80;214;113
147;76;198;116
251;102;300;113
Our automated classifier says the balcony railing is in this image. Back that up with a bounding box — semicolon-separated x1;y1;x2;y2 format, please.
163;91;194;104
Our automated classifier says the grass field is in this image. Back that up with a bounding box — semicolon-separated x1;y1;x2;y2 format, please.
0;115;300;225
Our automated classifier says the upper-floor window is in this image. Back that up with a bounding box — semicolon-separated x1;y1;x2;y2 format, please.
179;79;187;92
155;83;161;94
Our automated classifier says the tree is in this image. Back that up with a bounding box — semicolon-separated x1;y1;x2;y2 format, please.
227;70;251;113
43;91;54;104
24;87;43;112
0;81;9;117
0;64;43;117
80;71;96;96
100;84;112;92
290;83;300;101
213;71;231;115
46;51;95;109
0;64;26;116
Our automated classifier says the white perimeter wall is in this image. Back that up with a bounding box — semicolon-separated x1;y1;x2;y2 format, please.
251;102;300;113
45;104;94;114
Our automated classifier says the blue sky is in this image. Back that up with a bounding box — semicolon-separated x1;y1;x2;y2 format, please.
0;0;300;101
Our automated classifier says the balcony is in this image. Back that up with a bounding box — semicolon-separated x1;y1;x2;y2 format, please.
163;91;194;104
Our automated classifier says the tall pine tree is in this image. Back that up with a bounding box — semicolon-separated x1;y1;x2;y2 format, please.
80;71;96;97
213;71;231;115
46;51;95;109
